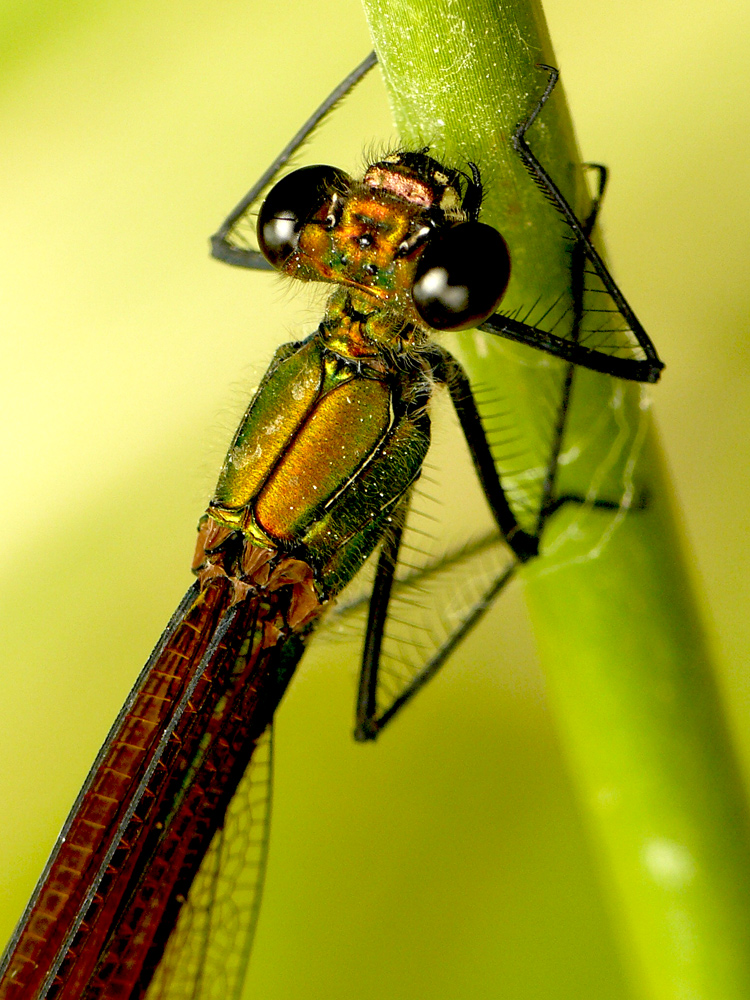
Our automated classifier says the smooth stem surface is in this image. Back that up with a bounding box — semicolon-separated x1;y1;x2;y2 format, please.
359;0;750;997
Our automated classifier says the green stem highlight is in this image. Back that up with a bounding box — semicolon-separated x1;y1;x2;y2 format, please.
359;1;750;997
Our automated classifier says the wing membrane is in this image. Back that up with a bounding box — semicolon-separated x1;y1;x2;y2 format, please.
145;726;274;1000
326;386;524;732
366;529;517;727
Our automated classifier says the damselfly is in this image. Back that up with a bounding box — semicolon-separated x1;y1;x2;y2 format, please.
0;53;662;1000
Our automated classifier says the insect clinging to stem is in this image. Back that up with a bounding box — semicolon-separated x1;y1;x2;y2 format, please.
0;51;662;1000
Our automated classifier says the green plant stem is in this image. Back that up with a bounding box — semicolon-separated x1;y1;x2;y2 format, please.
359;1;750;997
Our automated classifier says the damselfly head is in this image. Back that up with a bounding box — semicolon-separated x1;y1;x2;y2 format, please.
257;153;511;333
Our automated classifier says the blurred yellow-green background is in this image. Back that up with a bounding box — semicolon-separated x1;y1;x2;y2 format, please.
1;1;748;997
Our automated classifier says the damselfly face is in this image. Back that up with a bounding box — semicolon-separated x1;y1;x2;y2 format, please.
257;152;512;343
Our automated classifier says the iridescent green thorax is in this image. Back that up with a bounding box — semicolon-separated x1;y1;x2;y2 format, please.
207;332;431;597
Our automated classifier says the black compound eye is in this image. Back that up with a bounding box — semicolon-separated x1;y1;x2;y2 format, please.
257;164;351;268
411;222;511;331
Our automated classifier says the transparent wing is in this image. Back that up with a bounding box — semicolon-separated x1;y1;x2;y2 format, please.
321;387;523;731
337;526;518;731
146;726;274;1000
468;355;568;533
483;125;663;385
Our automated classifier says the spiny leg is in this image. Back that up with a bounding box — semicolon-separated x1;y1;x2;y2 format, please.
534;162;608;534
355;346;534;741
357;557;518;741
427;346;538;561
355;494;410;742
495;64;663;382
534;158;649;531
211;51;377;269
480;310;659;382
353;525;519;741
